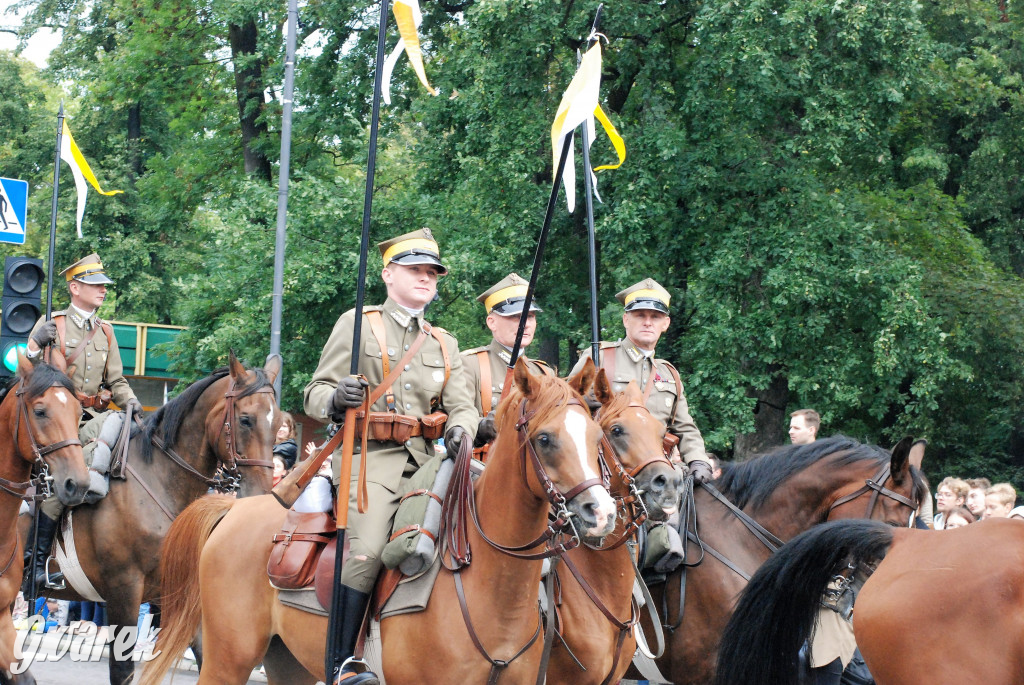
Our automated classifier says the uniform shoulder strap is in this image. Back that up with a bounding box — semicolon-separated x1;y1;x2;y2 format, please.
477;350;492;415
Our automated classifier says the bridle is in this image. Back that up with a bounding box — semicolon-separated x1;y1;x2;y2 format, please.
592;397;674;550
0;380;83;501
827;461;918;522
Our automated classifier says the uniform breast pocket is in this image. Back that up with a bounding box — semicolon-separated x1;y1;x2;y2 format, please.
420;353;447;392
92;333;109;352
653;376;679;417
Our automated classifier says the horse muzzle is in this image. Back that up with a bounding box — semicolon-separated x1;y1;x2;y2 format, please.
568;485;617;541
56;473;90;507
636;463;683;521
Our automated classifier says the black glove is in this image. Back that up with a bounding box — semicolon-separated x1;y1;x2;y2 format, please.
474;412;496;447
445;426;467;456
688;460;714;484
331;376;368;414
31;321;58;349
126;398;144;417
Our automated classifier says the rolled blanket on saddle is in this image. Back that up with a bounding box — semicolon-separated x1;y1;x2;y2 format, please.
642;512;686;575
84;411;125;504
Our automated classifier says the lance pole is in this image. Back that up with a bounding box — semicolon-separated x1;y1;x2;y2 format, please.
325;0;391;679
268;0;300;396
45;103;64;320
581;5;603;363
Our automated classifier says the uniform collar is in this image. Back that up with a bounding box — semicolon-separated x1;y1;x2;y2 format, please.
68;304;97;330
490;338;514;366
383;297;423;329
622;339;654;363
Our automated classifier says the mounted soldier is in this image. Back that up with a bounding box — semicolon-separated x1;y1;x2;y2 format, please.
304;228;478;685
570;278;713;483
23;253;143;588
461;272;552;457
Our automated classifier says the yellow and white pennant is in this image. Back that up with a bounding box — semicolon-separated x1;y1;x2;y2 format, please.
382;0;438;105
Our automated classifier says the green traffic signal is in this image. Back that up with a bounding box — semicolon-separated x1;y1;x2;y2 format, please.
2;342;27;373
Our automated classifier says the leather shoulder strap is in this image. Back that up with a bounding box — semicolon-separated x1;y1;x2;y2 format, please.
97;319;115;348
477;350;492;415
661;361;683;396
600;346;616;382
54;314;67;358
367;323;432;408
365;310;390;380
428;327;451;392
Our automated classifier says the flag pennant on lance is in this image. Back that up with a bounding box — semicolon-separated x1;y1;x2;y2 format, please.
550;41;626;213
60;121;123;238
382;0;438;105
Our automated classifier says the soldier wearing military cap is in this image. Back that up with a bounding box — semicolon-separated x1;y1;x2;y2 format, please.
304;228;477;685
462;273;552;452
569;278;713;482
24;253;142;588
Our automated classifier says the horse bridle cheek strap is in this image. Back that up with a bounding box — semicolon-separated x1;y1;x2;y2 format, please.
5;383;83;500
828;462;917;520
221;380;277;471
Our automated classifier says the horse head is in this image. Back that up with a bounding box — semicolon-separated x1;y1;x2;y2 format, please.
11;354;90;506
494;357;616;543
825;436;924;527
592;371;681;522
203;351;282;497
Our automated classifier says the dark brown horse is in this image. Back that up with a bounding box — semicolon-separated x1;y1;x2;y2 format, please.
0;356;91;684
547;375;680;685
140;357;618;685
715;517;1024;685
635;435;925;684
23;352;280;685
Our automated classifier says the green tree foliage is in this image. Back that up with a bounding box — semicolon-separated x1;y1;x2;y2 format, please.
5;0;1024;486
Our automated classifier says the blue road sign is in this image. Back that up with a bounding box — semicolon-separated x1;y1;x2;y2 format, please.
0;177;29;245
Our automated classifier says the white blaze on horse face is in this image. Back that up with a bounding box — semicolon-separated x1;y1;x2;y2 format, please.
564;408;617;533
55;391;68;405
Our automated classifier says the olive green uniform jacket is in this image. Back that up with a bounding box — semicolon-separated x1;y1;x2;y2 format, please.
29;311;137;410
303;298;478;592
571;339;709;466
461;339;551;416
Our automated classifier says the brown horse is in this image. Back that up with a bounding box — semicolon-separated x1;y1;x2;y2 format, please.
635;435;925;684
0;357;91;684
715;517;1024;685
24;352;280;685
141;356;617;685
546;375;681;685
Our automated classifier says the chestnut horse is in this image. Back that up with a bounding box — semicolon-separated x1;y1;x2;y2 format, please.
715;517;1024;685
141;357;617;685
547;375;681;685
23;352;280;685
635;435;925;684
0;357;91;684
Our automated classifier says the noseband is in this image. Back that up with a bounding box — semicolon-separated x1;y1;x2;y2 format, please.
0;381;83;501
827;461;918;521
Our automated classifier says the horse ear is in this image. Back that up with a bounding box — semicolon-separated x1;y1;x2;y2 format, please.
514;356;541;398
47;349;68;375
567;357;597;397
593;368;613;406
16;352;34;379
908;439;927;469
889;436;915;485
264;353;282;385
228;349;247;383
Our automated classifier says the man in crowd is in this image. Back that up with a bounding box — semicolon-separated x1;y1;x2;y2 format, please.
965;477;991;520
983;483;1018;520
304;228;477;685
789;408;820;445
461;273;551;454
569;278;713;483
24;253;143;589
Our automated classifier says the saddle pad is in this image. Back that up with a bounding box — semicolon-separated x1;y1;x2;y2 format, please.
276;588;328;617
379;553;442;619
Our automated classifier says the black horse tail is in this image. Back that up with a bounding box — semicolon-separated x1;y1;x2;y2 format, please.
714;519;894;685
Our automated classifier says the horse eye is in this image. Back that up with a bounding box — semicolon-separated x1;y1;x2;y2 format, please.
610;425;624;438
33;407;46;418
239;415;254;428
537;434;551;448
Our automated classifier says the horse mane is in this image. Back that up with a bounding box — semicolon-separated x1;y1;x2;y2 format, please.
139;365;272;461
716;435;927;511
0;362;76;402
495;371;584;439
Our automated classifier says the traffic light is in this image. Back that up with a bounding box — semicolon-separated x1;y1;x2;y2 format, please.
1;257;44;377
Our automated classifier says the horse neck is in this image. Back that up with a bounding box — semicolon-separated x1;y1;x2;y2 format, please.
0;395;30;530
748;459;875;539
470;429;550;601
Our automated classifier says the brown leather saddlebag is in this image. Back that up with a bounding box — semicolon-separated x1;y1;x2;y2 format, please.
268;510;336;590
663;432;680;456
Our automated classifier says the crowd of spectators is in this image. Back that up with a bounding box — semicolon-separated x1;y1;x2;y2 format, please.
926;475;1023;529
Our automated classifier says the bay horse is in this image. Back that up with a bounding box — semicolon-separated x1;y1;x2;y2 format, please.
141;356;617;685
635;435;925;684
547;375;681;685
0;356;91;684
715;517;1024;685
22;352;280;685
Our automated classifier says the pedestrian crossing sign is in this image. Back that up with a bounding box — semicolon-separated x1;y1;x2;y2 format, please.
0;178;29;245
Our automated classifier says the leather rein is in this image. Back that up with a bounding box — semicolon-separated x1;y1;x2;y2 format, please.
439;394;608;685
130;376;276;520
0;380;83;502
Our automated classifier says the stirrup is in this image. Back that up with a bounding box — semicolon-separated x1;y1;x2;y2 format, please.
333;658;379;685
44;557;65;590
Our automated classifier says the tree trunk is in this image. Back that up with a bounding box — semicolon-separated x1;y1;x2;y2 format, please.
127;102;143;180
228;19;272;182
733;369;790;460
537;335;560;372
